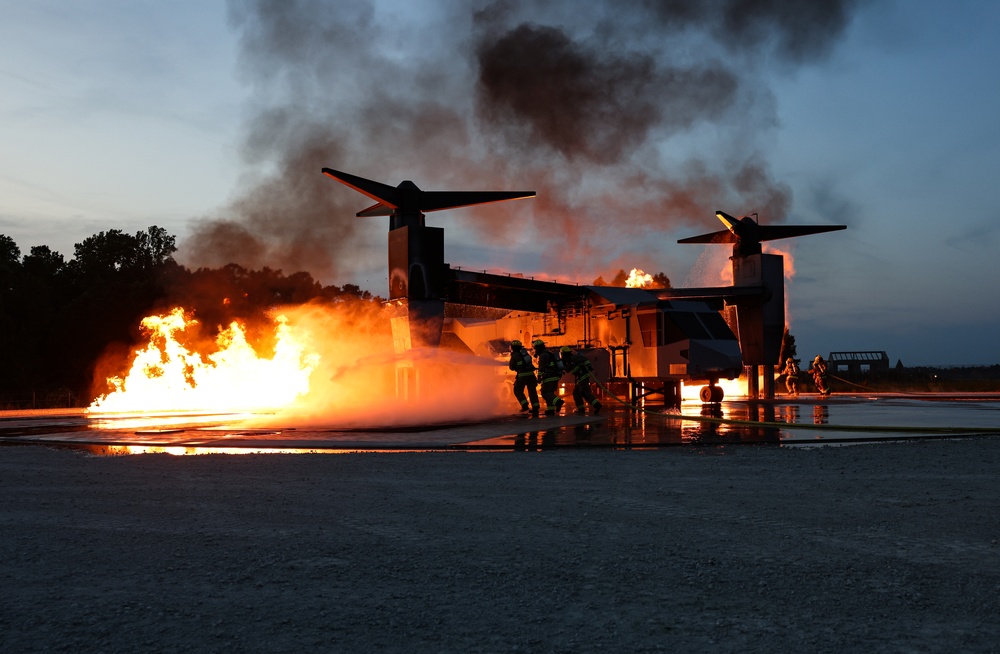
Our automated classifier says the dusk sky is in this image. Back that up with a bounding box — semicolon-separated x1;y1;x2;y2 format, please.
2;0;998;366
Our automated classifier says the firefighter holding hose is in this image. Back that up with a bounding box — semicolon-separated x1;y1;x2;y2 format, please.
808;355;831;395
782;357;801;397
508;340;540;414
533;339;565;415
560;346;602;415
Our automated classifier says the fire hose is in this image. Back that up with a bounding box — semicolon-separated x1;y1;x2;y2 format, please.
823;372;970;398
826;373;874;391
591;379;1000;435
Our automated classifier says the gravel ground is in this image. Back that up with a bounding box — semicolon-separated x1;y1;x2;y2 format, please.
2;439;1000;653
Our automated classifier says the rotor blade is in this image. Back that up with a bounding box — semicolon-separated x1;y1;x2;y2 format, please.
681;215;846;246
715;210;742;233
678;230;738;245
418;190;535;213
323;168;534;216
356;202;394;217
756;224;847;242
322;168;403;208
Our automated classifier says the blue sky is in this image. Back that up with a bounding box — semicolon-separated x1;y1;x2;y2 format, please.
1;1;998;366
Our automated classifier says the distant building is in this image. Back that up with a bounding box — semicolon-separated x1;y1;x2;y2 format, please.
828;351;891;376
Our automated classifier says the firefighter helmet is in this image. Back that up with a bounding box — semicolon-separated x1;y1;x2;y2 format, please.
511;340;522;349
560;346;572;354
532;339;545;348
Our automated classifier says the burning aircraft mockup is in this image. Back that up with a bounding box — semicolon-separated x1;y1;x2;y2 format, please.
322;169;846;403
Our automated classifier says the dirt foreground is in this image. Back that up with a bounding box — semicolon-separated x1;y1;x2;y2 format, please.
2;439;1000;653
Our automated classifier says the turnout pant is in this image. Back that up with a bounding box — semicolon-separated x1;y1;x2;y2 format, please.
513;376;540;410
539;379;565;413
573;378;598;409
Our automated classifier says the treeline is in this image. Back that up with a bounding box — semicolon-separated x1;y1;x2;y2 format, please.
0;227;378;408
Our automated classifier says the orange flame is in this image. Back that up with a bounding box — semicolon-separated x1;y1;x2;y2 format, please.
625;268;653;288
88;308;319;413
88;303;509;428
681;377;748;401
763;244;796;278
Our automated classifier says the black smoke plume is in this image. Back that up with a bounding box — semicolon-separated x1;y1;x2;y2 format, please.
183;0;861;285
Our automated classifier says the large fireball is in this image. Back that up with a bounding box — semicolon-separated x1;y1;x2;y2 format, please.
89;308;319;414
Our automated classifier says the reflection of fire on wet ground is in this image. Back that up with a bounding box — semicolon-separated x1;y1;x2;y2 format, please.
4;395;999;454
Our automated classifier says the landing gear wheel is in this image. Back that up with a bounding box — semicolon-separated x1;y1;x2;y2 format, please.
699;385;725;403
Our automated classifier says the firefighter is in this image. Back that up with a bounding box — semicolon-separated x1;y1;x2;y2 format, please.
532;339;565;415
560;346;602;415
508;340;540;414
781;357;800;397
808;355;831;395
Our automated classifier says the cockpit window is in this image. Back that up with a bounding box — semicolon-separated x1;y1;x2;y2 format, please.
698;312;737;340
669;311;710;340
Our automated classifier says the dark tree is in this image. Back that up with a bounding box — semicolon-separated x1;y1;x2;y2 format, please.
778;327;798;364
0;236;23;396
650;272;671;289
134;226;177;268
0;227;180;405
0;234;19;269
610;269;630;286
0;226;381;407
22;245;66;278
